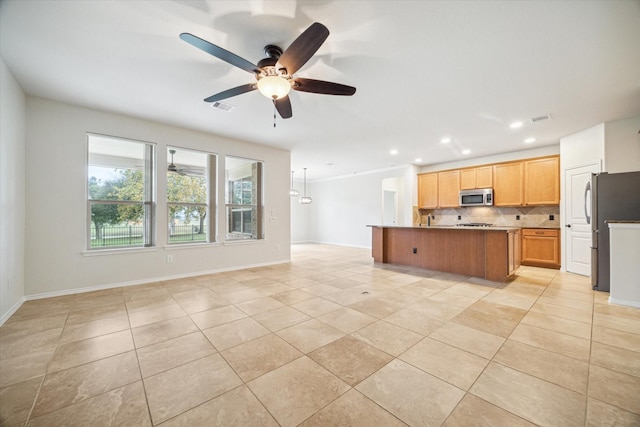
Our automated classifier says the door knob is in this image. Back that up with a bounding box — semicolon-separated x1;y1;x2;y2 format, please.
565;224;572;228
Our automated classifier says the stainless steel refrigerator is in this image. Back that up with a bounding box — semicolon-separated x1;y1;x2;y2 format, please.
591;171;640;291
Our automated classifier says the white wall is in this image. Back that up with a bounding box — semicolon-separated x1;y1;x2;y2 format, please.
299;166;415;248
604;115;640;173
24;97;291;297
291;192;310;243
560;124;605;171
0;58;26;323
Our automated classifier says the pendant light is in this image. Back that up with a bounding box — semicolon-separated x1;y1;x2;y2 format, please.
289;170;299;197
299;168;312;204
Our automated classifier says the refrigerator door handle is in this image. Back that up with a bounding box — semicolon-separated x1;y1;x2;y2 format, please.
584;181;591;224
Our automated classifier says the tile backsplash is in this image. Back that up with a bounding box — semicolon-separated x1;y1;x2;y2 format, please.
415;205;560;228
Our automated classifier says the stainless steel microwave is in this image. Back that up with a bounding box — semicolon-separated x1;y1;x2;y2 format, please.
459;188;493;207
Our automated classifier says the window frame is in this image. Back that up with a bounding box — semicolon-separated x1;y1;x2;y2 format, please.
166;146;217;245
225;157;263;241
86;133;156;251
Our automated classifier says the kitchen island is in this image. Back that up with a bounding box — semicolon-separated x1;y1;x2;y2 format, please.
369;225;521;282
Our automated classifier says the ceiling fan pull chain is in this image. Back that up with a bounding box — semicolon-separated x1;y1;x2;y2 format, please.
273;101;277;128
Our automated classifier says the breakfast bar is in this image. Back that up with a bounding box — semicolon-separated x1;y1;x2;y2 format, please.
369;225;521;282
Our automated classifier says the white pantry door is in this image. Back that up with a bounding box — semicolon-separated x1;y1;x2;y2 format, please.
564;163;599;276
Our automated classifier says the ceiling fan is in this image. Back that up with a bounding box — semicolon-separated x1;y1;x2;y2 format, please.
180;22;356;119
167;149;203;176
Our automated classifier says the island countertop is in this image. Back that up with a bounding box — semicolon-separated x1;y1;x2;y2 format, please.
367;224;522;231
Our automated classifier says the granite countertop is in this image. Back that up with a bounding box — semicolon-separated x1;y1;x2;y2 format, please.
368;224;521;231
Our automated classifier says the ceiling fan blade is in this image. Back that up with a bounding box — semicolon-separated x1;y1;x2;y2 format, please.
204;83;257;103
278;23;329;75
180;33;261;74
292;78;356;96
274;96;293;119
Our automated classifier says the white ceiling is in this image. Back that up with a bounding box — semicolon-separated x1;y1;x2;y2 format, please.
1;1;639;180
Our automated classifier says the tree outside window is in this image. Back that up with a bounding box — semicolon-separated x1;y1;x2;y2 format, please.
166;147;215;244
87;134;154;249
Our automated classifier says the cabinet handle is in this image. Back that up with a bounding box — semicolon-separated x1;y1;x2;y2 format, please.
535;231;544;235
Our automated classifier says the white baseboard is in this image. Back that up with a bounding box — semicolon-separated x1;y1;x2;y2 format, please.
25;258;291;301
305;240;372;250
0;297;26;326
608;296;640;308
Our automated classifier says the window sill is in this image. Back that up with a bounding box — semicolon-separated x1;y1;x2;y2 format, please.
223;239;265;246
164;242;221;251
82;247;158;257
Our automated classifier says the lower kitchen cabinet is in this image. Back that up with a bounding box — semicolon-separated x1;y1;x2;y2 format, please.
521;228;560;269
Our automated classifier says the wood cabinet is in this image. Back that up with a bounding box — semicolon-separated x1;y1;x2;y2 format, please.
417;155;559;209
493;162;523;206
418;171;460;208
437;170;460;207
418;173;438;208
521;228;560;269
460;166;493;190
524;156;560;205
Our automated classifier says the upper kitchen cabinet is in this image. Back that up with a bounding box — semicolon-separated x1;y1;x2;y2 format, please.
438;170;460;207
460;166;493;190
493;162;523;206
524;156;560;205
418;172;438;208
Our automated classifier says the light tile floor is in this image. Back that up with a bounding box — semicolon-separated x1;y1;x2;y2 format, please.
1;243;640;426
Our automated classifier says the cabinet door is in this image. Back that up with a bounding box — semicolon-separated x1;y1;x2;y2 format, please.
524;156;560;205
475;166;493;188
493;162;523;206
438;170;460;207
521;229;560;268
460;169;477;190
418;173;438;208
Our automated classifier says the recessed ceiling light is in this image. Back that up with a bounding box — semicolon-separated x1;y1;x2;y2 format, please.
524;137;536;143
462;149;471;155
415;158;423;163
441;138;451;144
510;121;523;129
390;149;398;155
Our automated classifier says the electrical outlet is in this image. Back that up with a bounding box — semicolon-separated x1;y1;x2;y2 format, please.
412;248;417;254
549;214;555;220
516;215;520;220
167;255;174;263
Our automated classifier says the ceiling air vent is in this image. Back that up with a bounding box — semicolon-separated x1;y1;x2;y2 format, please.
212;101;234;112
530;114;551;123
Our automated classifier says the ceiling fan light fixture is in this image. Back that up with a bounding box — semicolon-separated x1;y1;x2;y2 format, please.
257;75;291;100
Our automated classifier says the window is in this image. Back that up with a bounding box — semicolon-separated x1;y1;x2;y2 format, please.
225;156;263;240
167;147;216;244
87;134;155;249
